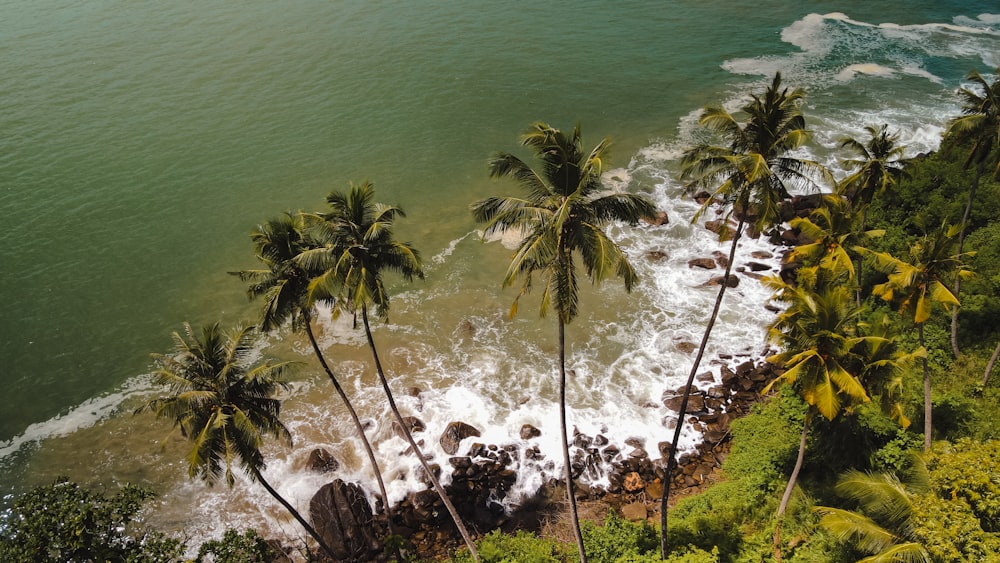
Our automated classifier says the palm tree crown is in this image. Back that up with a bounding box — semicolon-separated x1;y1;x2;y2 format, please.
301;181;423;319
681;72;828;229
472;121;657;321
948;68;1000;177
145;322;292;486
838;124;909;210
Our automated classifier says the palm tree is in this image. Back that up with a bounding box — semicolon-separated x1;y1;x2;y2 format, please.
864;222;973;452
945;68;1000;357
142;322;337;560
471;122;656;563
762;269;874;560
301;181;481;562
667;72;828;558
231;212;400;552
815;460;932;562
837;124;909;305
785;194;883;283
852;314;924;431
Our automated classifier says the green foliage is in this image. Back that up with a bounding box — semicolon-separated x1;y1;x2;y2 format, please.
724;387;806;503
582;511;658;562
927;439;1000;532
451;530;570;563
0;478;184;563
196;528;275;562
909;492;1000;562
666;481;747;557
870;432;924;474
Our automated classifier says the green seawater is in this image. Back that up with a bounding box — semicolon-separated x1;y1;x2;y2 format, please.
1;0;996;542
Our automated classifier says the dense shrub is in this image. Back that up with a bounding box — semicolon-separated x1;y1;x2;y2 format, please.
196;528;276;562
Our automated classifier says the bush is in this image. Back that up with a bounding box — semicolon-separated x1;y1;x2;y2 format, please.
927;439;1000;532
196;528;275;562
582;511;658;562
451;530;570;563
0;478;184;563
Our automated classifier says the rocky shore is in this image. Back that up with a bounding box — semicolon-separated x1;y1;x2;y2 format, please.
291;194;822;561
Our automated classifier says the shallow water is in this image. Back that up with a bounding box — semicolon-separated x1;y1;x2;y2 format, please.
1;0;997;548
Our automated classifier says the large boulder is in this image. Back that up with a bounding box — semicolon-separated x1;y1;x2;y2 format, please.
440;421;481;455
309;479;381;562
687;258;717;270
306;448;340;473
393;416;426;438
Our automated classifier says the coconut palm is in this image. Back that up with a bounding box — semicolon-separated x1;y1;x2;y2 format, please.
785;194;883;283
666;72;828;558
864;222;974;452
945;68;1000;357
837;124;909;305
142;322;337;560
852;314;924;430
471;121;656;563
300;181;480;562
815;460;932;562
763;269;874;560
231;212;400;552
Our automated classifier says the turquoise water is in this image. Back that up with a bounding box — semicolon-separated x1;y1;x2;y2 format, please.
1;0;997;543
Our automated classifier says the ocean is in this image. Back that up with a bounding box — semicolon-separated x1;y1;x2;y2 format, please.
1;0;996;547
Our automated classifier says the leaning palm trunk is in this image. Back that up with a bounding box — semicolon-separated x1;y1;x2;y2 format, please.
984;339;1000;386
660;216;744;558
950;167;980;358
303;317;400;555
559;317;588;563
773;412;810;562
250;465;340;561
361;307;480;562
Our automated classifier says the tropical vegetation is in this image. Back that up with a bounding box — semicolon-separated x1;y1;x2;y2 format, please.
4;69;1000;563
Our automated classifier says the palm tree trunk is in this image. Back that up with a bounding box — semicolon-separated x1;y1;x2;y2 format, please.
983;339;1000;387
951;167;980;358
773;412;810;562
559;317;588;563
856;208;867;307
249;465;341;562
361;307;480;562
921;323;932;453
660;217;744;559
304;318;401;558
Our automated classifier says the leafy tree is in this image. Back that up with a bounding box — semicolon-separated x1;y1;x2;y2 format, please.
944;68;1000;357
814;461;932;562
763;268;874;559
231;212;399;548
141;322;337;560
0;478;184;563
196;528;275;562
472;121;656;563
837;124;908;305
864;223;973;451
301;181;480;561
671;72;828;558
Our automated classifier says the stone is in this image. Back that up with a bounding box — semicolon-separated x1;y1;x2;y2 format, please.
621;501;648;521
519;423;541;440
624;436;646;449
687;257;717;270
751;250;774;259
695;370;714;383
646;250;669;262
440;421;481;455
662;391;706;413
746;261;771;272
676;341;697;354
306;448;340;473
623;471;645;493
692;190;713;205
642;211;669;226
645;480;665;500
703;274;739;288
712;250;729;268
310;479;381;562
393;416;426;438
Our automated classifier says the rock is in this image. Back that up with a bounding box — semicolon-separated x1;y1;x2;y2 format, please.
594;434;609;447
662;392;706;413
646;250;669;262
693;190;713;205
676;341;697;354
687;257;717;270
746;261;771;272
657;441;673;458
623;471;645;493
645;480;665;500
440;421;481;455
703;275;739;288
306;448;340;473
704;220;733;241
621;501;648;521
712;250;729;268
696;370;714;384
458;320;476;339
520;424;541;440
310;479;381;561
642;211;669;226
393;416;426;438
752;250;774;259
625;437;646;449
